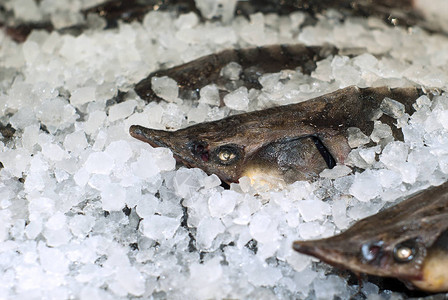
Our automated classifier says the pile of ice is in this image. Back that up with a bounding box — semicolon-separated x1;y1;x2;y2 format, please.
1;1;448;299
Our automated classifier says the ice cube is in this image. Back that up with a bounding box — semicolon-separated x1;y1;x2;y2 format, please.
108;100;137;122
187;104;210;124
199;84;220;106
41;143;69;161
203;174;221;189
380;97;405;119
12;0;41;21
38;242;69;274
85;152;115;175
358;146;381;166
100;183;126;211
22;40;40;64
379;141;409;170
313;275;348;300
173;168;202;198
370;121;393;143
71;87;96;106
83;110;107;135
115;266;146;296
151;76;179;102
196;217;225;250
130;150;160;180
74;167;90;187
105;140;132;164
349;170;382;202
244;259;282;287
188;257;223;299
286;251;312;272
297;200;331;222
319;165;352;179
220;62;242;80
140;215;179;240
208;190;237;218
63;131;88;154
223;87;249;110
332;196;350;229
135;194;158;218
69;215;95;238
347;127;370;148
249;213;279;243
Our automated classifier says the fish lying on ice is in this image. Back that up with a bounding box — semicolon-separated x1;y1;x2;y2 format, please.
130;85;426;187
3;0;447;43
134;44;338;102
293;181;448;292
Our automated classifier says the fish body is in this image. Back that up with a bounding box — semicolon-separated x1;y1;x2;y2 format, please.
293;181;448;292
134;44;338;102
130;86;424;186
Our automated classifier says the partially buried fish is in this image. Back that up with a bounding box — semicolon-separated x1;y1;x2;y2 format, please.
293;181;448;292
130;85;425;187
134;44;338;102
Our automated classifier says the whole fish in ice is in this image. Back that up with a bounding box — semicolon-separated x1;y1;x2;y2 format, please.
3;0;447;43
134;44;338;102
236;0;448;35
293;181;448;292
130;85;424;187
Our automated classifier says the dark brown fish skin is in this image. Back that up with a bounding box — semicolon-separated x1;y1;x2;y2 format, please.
293;181;448;292
2;0;444;44
130;85;423;184
237;0;446;35
81;0;200;29
134;44;339;102
0;0;199;42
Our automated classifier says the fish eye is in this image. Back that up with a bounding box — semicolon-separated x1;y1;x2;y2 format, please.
361;241;384;262
214;145;240;165
218;149;235;162
393;241;417;263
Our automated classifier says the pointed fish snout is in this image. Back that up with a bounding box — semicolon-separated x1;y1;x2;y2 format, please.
292;240;314;254
129;125;172;148
293;240;327;258
293;239;345;266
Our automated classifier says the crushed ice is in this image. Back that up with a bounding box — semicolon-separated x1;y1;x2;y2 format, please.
1;1;448;299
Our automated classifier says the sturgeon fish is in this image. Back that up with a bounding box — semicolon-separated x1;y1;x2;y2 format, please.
130;85;425;187
134;44;338;102
293;181;448;292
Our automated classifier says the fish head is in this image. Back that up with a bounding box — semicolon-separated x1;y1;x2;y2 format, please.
129;121;258;183
129;117;341;185
293;218;429;281
294;182;448;292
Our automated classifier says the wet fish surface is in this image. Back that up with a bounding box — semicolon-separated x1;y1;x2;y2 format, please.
0;0;198;42
81;0;200;29
239;0;448;36
130;86;425;187
3;0;446;43
293;181;448;292
134;44;339;102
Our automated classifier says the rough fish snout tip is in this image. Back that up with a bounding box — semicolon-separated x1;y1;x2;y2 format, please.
129;125;140;136
293;240;316;255
129;125;172;149
129;125;151;140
